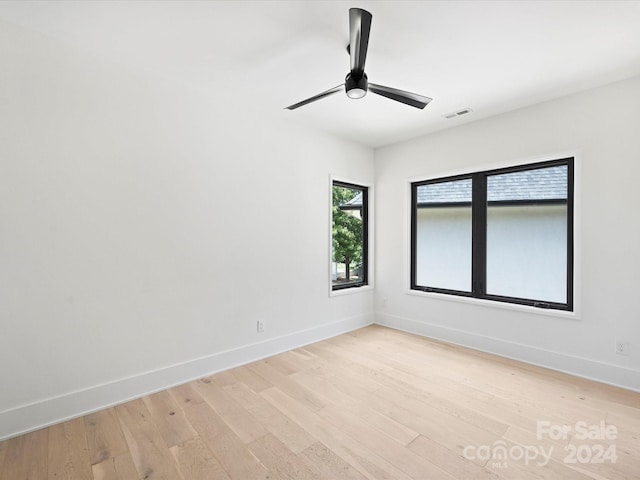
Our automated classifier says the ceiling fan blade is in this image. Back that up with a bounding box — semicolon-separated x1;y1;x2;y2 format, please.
349;8;372;77
368;83;432;109
284;85;344;110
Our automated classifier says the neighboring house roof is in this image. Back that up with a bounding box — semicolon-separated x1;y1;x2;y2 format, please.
417;165;568;205
340;191;363;209
419;178;472;204
339;166;568;208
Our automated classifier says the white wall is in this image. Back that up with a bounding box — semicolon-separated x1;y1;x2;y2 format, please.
375;75;640;391
486;204;567;303
0;19;375;439
416;207;472;291
415;205;568;302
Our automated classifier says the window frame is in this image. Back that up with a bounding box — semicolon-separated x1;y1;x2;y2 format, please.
410;157;574;311
331;179;370;293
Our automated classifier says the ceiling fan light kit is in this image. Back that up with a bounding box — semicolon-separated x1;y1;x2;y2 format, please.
345;73;368;99
285;8;432;111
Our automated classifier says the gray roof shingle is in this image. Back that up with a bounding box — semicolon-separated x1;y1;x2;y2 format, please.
340;191;363;208
338;165;568;208
418;178;472;203
417;165;567;204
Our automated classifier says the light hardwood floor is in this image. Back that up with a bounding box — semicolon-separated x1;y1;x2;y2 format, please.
1;325;638;479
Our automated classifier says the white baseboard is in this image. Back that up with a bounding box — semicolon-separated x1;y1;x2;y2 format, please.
0;313;373;441
376;312;640;393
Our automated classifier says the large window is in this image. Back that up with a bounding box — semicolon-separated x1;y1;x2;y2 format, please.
332;181;368;291
411;158;573;311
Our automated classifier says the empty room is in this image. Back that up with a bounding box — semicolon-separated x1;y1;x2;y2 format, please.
1;1;639;479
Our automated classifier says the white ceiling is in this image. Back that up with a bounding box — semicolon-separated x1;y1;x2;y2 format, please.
1;0;640;148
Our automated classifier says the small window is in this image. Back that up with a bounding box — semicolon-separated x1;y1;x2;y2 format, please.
332;181;368;290
411;158;574;311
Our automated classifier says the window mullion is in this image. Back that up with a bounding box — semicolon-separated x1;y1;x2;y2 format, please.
471;173;487;298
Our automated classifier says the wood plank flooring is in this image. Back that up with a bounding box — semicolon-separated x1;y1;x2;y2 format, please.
1;325;638;479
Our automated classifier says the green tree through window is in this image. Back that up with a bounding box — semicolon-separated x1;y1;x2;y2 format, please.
332;182;368;289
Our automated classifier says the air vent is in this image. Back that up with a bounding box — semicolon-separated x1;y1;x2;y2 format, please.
444;108;473;119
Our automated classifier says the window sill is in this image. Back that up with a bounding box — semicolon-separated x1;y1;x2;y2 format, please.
330;285;374;297
406;288;580;320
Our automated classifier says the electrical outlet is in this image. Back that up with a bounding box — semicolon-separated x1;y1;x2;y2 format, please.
615;341;630;356
257;319;265;333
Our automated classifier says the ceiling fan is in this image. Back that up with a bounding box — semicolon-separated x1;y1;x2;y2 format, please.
285;8;432;111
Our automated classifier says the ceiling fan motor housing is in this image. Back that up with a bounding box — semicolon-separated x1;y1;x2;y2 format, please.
345;73;368;99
